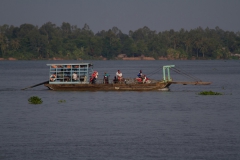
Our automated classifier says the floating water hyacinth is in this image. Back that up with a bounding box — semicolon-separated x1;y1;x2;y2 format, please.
198;91;222;95
28;96;43;104
58;100;66;103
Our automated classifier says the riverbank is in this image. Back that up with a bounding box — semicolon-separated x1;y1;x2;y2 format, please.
0;56;239;61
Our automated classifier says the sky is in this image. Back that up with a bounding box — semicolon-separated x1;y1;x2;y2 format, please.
0;0;240;34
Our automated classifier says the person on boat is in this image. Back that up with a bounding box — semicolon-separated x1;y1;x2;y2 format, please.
137;70;144;81
142;75;147;83
113;76;118;84
72;72;78;81
90;71;98;84
103;72;109;84
137;70;143;78
116;70;123;81
50;73;56;81
136;70;148;83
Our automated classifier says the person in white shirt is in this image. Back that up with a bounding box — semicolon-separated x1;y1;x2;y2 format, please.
72;72;78;81
116;70;123;81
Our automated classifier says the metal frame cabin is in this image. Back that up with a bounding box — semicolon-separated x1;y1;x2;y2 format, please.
47;63;93;84
162;65;175;82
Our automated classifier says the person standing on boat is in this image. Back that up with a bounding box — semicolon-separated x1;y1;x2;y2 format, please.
116;70;123;81
90;71;98;84
103;72;109;84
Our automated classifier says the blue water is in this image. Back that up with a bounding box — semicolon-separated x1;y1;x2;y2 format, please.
0;60;240;160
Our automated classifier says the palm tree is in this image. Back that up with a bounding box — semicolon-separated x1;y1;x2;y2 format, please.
194;40;201;58
184;38;191;54
10;39;20;50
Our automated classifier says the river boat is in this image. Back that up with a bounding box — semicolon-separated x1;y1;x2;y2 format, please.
41;63;211;91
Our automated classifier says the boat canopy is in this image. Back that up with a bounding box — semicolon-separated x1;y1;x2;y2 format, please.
47;63;93;84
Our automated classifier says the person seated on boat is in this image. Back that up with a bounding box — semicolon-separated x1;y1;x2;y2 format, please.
72;72;78;81
103;72;109;84
113;76;118;84
116;70;123;81
64;76;70;82
142;75;147;83
136;70;150;83
90;71;98;84
137;70;143;78
50;73;56;82
136;70;145;82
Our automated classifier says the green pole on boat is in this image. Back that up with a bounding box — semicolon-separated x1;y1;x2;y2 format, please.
163;65;175;82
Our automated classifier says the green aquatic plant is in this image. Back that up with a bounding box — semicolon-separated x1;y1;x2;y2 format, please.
28;96;43;104
198;91;222;95
58;100;66;103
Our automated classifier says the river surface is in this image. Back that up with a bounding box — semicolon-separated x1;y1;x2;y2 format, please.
0;60;240;160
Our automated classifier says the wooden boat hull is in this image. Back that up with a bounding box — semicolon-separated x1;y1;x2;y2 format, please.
44;81;171;91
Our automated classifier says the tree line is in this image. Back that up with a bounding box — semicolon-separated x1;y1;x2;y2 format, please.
0;22;240;60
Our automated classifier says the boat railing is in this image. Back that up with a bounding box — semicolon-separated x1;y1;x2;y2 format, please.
94;78;161;85
48;63;93;84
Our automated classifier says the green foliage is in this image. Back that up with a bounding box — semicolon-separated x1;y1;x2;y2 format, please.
198;91;222;95
167;48;180;59
1;23;240;60
58;100;66;103
28;96;43;104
